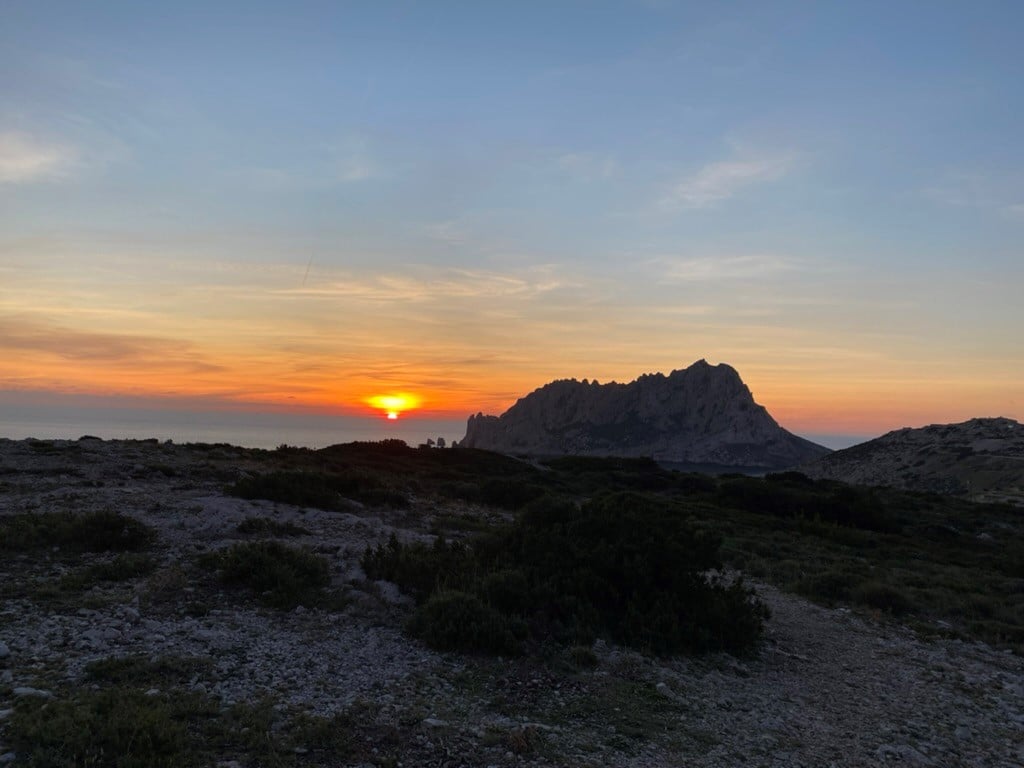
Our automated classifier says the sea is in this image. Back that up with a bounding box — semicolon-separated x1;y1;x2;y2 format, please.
0;401;868;452
0;405;467;451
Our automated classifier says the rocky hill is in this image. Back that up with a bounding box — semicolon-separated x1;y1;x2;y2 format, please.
801;417;1024;505
461;360;829;469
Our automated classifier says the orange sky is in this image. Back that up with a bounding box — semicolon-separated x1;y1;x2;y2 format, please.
1;252;1020;436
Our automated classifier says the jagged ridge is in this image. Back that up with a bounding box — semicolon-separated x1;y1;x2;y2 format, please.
462;359;829;469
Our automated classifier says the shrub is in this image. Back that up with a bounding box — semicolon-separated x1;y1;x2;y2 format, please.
60;554;156;591
795;569;857;605
362;534;477;602
85;655;211;686
364;492;767;656
7;656;367;767
73;510;156;551
717;477;897;533
237;517;309;536
569;645;599;668
852;581;914;616
205;541;331;608
407;590;524;655
0;511;155;552
229;470;407;509
9;690;196;768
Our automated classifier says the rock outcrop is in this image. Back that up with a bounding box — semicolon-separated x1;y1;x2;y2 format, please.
461;360;829;469
801;417;1024;505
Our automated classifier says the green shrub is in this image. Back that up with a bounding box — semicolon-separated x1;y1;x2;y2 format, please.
569;645;599;668
0;511;155;552
205;541;331;608
362;534;477;602
9;690;197;768
229;470;407;509
717;477;897;533
60;553;156;591
852;581;914;616
407;590;524;655
84;655;212;688
364;492;767;656
795;569;857;605
237;517;309;536
7;658;367;767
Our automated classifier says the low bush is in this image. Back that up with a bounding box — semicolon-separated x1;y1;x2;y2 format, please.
717;477;897;533
9;689;198;768
851;581;914;616
229;470;408;510
361;535;477;602
84;655;212;688
407;590;524;655
0;511;155;552
794;569;857;605
204;541;331;609
569;645;599;668
364;492;767;656
7;655;369;767
60;553;157;591
237;517;309;537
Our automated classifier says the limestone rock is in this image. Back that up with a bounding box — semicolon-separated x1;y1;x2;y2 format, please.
462;359;828;469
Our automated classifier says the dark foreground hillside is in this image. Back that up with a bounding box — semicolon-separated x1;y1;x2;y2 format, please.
0;437;1022;767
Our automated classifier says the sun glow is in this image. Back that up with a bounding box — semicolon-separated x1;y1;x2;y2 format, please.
365;393;422;419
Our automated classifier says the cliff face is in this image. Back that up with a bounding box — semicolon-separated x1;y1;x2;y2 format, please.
462;360;829;469
801;417;1024;505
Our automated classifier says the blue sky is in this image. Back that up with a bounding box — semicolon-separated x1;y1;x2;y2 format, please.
1;0;1022;436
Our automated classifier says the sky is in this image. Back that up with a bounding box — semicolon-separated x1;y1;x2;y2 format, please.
1;0;1022;440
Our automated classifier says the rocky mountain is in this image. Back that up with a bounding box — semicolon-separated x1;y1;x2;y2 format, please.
801;417;1024;505
461;359;829;469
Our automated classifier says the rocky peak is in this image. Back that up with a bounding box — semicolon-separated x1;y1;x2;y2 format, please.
462;360;827;469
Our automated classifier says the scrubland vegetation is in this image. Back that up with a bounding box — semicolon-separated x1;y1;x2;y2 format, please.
3;438;1022;767
230;441;1024;652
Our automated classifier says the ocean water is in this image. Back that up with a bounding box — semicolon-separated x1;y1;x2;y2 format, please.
0;406;467;451
0;401;869;452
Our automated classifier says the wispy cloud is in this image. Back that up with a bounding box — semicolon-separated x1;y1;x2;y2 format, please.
1000;203;1024;221
921;173;995;210
329;135;378;182
661;150;793;209
424;220;469;246
277;265;568;302
922;172;1024;222
0;132;75;183
654;253;800;281
557;152;617;180
0;315;220;372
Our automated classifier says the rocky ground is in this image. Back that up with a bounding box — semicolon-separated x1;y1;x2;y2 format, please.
803;418;1024;506
1;437;1022;767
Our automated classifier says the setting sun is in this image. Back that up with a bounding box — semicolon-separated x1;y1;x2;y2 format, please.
365;393;422;419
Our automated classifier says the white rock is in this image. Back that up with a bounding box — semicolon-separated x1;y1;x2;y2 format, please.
13;686;52;698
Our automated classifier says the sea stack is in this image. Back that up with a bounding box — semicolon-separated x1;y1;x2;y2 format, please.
462;359;829;469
